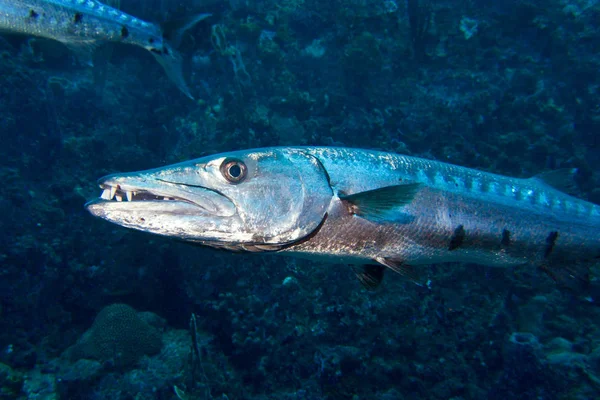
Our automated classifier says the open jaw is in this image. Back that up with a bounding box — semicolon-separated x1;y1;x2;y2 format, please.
97;184;191;204
85;179;236;218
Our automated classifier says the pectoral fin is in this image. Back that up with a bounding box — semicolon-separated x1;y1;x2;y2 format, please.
340;183;422;223
353;264;385;290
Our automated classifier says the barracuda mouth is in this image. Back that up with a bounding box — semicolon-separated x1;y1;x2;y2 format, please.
98;184;190;204
85;177;239;241
87;179;237;218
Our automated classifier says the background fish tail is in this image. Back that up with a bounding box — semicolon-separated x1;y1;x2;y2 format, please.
153;13;211;100
151;47;193;99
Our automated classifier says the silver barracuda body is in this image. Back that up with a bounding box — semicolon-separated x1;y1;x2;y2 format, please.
85;147;599;290
0;0;209;98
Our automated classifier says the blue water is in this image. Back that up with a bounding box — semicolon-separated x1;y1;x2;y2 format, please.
1;0;599;399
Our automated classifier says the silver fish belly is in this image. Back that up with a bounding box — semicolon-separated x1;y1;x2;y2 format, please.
85;147;599;290
0;0;209;98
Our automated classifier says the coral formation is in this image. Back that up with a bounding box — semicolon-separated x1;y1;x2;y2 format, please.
64;304;162;369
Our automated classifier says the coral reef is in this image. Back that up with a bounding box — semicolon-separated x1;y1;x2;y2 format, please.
0;0;600;398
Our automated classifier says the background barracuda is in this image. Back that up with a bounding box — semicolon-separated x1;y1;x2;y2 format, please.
0;0;210;98
1;0;600;399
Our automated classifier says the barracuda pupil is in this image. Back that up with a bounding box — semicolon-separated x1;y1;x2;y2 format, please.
229;165;241;178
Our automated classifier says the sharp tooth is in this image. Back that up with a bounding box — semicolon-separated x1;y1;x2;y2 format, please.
115;195;123;202
133;191;137;197
110;186;117;200
100;189;111;200
126;191;133;202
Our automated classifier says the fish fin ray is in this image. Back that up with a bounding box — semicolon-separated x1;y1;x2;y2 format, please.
63;40;98;66
532;168;579;195
151;47;194;99
341;183;422;223
376;257;422;285
152;13;212;99
162;13;212;48
353;264;385;290
539;260;590;292
243;243;285;252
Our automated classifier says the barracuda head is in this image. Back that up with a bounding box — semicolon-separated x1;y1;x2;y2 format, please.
86;148;333;251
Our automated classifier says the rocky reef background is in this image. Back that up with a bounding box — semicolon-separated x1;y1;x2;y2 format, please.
1;0;600;399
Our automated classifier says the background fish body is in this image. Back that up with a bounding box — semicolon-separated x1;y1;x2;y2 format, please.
0;0;198;98
0;0;162;54
86;147;600;289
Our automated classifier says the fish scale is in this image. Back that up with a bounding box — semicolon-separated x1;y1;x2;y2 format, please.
85;147;599;292
309;147;596;219
43;0;148;26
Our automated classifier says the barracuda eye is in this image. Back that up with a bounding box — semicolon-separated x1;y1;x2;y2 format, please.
220;158;247;184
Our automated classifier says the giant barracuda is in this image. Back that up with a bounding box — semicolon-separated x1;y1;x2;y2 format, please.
0;0;209;98
85;147;598;290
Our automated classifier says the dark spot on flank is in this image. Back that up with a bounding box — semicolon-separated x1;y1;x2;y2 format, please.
449;225;466;251
514;189;522;201
480;181;490;193
120;26;129;39
464;177;472;190
148;38;155;44
29;9;39;19
544;231;558;258
424;169;436;183
501;229;511;247
74;12;83;23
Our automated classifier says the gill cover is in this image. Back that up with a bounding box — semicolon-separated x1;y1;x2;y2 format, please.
203;148;333;245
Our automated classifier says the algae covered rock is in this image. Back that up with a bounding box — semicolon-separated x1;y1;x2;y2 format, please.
22;369;58;400
0;362;23;399
544;337;587;367
64;303;162;369
57;358;103;386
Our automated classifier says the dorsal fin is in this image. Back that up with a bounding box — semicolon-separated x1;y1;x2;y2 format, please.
531;168;579;195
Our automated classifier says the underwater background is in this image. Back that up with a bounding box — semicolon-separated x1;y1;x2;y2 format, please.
1;0;600;399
